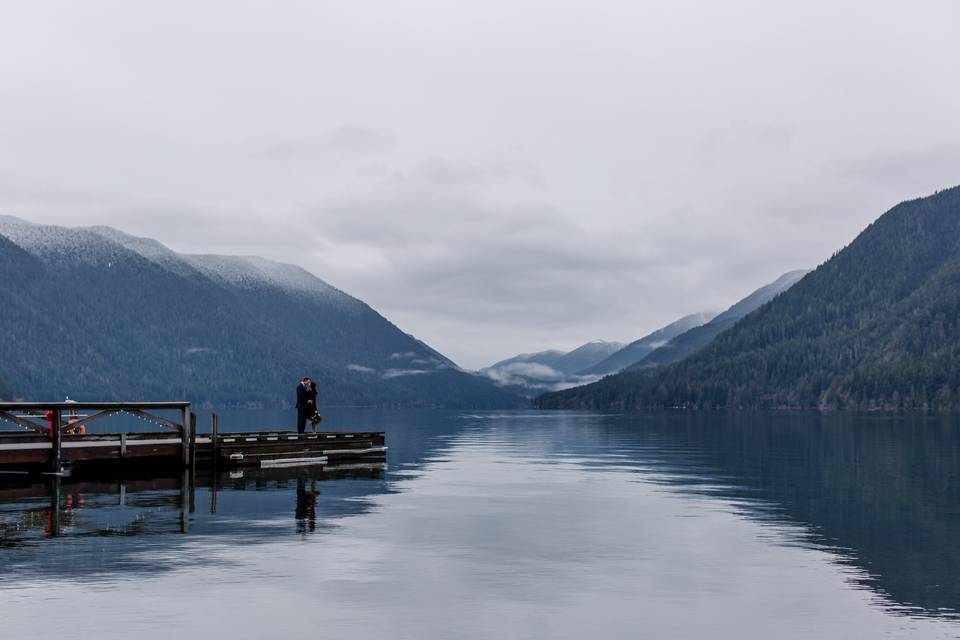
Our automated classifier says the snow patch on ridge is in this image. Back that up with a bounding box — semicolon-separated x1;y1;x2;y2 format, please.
0;215;135;268
183;253;358;308
0;216;360;309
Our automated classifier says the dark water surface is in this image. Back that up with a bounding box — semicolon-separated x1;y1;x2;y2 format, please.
2;410;960;639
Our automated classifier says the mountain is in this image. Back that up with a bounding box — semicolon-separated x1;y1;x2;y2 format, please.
580;312;715;376
486;350;567;375
0;232;47;401
537;186;960;411
485;340;624;377
485;271;806;393
626;269;809;371
0;216;524;409
481;340;624;394
559;341;627;373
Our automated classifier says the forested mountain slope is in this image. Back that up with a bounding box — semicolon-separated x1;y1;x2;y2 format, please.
558;341;627;373
580;312;714;376
538;186;960;411
0;217;523;408
627;270;808;371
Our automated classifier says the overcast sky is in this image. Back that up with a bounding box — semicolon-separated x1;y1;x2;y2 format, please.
1;1;959;369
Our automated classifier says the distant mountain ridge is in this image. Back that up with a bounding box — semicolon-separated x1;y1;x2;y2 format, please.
482;271;808;394
626;269;809;371
0;215;523;408
481;340;624;395
537;186;960;411
581;312;715;376
488;340;625;376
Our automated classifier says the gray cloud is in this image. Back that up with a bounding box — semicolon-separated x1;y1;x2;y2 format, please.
695;122;797;166
415;157;544;189
261;125;397;162
0;0;958;369
838;145;960;193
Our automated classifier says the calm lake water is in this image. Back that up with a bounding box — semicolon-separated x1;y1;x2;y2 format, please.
2;410;960;639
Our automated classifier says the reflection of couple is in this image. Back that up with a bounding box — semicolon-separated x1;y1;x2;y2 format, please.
295;377;322;434
295;477;317;535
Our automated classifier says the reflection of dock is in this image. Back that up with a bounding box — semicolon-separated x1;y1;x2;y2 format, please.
0;402;386;474
0;462;386;543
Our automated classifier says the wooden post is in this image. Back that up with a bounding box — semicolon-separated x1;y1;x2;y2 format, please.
211;412;219;459
210;412;219;514
180;406;190;468
190;412;197;470
189;412;197;513
50;407;62;472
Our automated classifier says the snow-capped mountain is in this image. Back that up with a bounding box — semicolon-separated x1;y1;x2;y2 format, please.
0;216;522;408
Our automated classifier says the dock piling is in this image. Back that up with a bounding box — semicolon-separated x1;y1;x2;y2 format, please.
211;413;219;459
50;407;62;472
189;412;197;470
180;406;190;468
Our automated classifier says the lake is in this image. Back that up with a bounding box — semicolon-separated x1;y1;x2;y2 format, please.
2;409;959;639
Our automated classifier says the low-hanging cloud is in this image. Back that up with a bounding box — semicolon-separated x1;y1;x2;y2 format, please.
481;362;603;393
346;364;376;373
382;368;431;379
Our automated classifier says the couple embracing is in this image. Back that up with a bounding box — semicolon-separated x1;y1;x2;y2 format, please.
295;377;322;433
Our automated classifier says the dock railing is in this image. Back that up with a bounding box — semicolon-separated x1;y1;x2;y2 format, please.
0;401;192;472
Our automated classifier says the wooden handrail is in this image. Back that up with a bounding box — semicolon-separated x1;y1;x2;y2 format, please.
0;402;190;410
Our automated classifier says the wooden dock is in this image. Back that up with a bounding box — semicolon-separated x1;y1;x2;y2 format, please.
0;402;386;474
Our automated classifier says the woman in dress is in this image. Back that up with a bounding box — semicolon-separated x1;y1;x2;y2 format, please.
306;380;321;433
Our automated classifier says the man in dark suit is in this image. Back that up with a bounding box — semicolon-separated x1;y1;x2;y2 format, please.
295;377;311;434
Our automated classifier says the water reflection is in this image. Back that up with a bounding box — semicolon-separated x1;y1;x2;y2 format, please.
425;411;960;621
1;410;959;638
295;478;318;535
0;474;183;543
0;463;385;581
588;412;960;619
